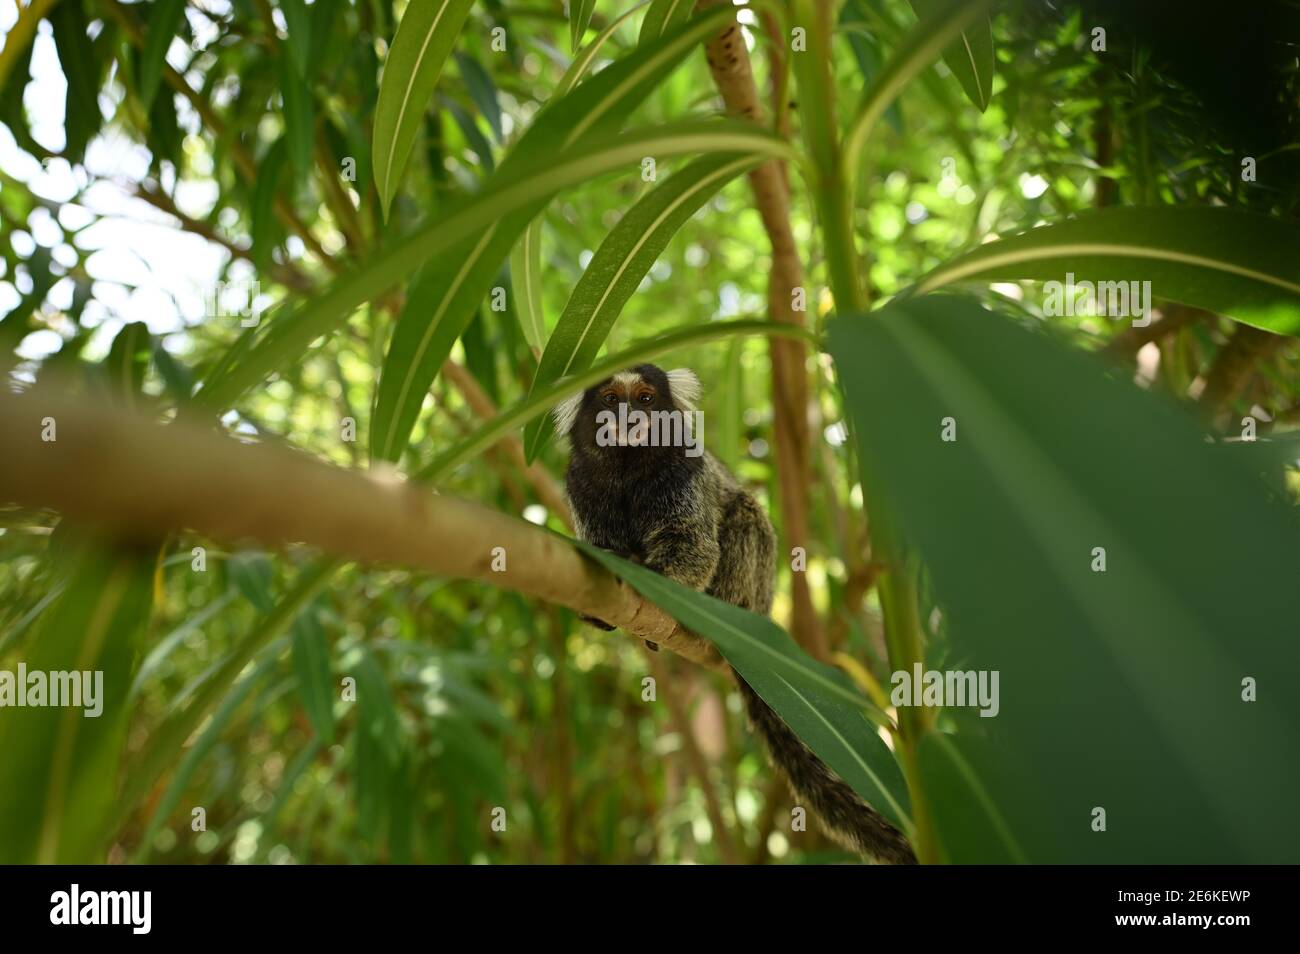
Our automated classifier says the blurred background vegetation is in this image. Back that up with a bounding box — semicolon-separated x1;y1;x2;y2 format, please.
0;0;1297;864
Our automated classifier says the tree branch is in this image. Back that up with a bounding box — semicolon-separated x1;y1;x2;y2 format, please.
0;387;726;673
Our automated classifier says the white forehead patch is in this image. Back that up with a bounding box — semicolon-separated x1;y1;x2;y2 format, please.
666;368;701;411
612;371;641;389
552;391;583;435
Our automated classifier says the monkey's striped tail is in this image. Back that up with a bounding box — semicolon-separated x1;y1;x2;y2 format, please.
736;676;917;864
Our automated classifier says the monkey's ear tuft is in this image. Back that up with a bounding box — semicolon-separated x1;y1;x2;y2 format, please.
666;368;702;411
552;391;584;436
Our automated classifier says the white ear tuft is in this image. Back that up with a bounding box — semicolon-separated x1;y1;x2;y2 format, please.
666;368;701;412
552;391;584;436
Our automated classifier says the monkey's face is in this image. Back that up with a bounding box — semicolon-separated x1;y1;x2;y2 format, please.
554;364;701;459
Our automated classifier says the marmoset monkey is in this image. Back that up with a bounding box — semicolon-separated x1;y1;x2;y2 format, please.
555;364;916;865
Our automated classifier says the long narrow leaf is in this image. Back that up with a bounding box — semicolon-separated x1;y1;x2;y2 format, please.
576;543;911;833
829;294;1300;861
372;0;476;220
910;206;1300;336
138;0;187;112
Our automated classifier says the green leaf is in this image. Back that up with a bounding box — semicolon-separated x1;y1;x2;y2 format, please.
279;52;314;176
0;544;156;862
131;636;287;862
372;0;476;220
279;0;313;78
368;123;790;465
912;206;1300;336
908;0;993;112
250;139;289;268
558;1;645;95
454;51;502;142
152;339;195;402
829;294;1300;862
917;731;1026;864
575;542;910;833
292;603;336;743
716;337;744;469
104;320;151;407
839;2;903;134
356;649;404;764
507;1;648;360
50;0;100;163
113;558;338;835
138;0;187;113
228;551;275;613
844;0;996;185
569;0;597;51
638;0;692;47
522;152;760;463
145;79;181;170
444;96;495;172
510;221;546;355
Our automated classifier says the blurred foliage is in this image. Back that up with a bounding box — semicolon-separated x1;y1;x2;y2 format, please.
0;0;1297;863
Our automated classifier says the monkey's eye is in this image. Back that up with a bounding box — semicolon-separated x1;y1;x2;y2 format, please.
602;393;618;406
637;391;654;405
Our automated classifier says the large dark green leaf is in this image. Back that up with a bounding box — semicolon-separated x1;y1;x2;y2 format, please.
829;294;1300;862
918;730;1026;864
912;206;1300;336
575;542;911;834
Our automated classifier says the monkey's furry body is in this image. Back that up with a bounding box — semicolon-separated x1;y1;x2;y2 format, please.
557;364;916;865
